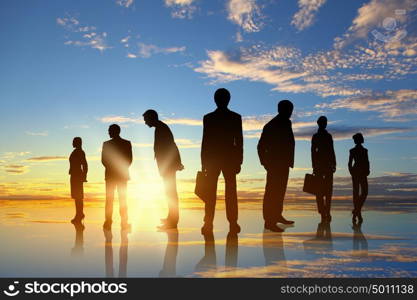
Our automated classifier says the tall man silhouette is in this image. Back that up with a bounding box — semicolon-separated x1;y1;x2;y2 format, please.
258;100;295;232
201;88;243;234
143;109;184;230
102;124;133;230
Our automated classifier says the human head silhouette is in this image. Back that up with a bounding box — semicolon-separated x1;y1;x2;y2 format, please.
317;116;327;129
353;133;364;145
73;137;82;149
108;124;121;139
143;109;159;128
278;100;293;119
214;88;231;109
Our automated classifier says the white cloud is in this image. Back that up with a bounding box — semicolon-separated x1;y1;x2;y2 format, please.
25;131;48;136
227;0;263;32
130;43;186;58
116;0;134;8
57;15;110;52
291;0;326;31
165;0;197;19
317;89;417;120
333;0;417;49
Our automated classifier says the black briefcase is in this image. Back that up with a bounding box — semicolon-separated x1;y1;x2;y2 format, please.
195;171;209;202
303;173;318;195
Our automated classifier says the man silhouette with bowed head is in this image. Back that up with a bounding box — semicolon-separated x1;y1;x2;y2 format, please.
102;124;133;230
311;116;336;223
143;109;184;230
258;100;295;232
201;88;243;235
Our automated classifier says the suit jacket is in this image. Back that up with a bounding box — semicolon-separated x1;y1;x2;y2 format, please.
101;137;133;181
201;108;243;169
311;128;336;174
257;114;295;169
154;120;182;176
69;148;88;182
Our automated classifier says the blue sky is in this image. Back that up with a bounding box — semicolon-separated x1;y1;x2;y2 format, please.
0;0;416;200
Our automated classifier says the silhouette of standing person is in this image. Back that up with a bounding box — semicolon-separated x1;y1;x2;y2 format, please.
69;137;88;224
102;124;133;230
201;88;243;235
348;133;370;224
311;116;336;223
258;100;295;232
143;110;184;230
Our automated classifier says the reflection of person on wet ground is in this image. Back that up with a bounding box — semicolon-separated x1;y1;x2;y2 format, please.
159;229;179;277
71;222;85;257
104;229;129;277
303;222;333;255
352;223;368;257
263;230;286;276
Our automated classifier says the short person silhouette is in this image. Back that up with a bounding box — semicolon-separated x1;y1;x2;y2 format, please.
69;137;88;224
348;133;370;224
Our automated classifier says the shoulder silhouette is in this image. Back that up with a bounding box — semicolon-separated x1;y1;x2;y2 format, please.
102;124;133;181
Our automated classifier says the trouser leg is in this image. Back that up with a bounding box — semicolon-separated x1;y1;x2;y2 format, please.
105;181;115;222
118;181;128;224
359;176;368;212
204;168;220;224
324;173;333;216
263;170;277;224
74;197;84;218
352;176;360;214
164;172;179;225
276;167;289;217
223;169;238;224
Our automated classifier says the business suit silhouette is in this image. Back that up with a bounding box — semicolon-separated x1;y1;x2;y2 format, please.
143;110;183;229
311;116;336;223
349;133;370;224
201;88;243;234
102;124;133;230
69;137;88;224
258;100;295;232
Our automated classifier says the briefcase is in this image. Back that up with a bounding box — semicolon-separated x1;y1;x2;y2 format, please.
195;171;209;202
303;173;317;195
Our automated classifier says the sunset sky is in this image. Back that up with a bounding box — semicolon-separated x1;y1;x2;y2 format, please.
0;0;416;203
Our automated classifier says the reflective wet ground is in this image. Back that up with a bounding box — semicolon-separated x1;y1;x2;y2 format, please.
1;200;416;277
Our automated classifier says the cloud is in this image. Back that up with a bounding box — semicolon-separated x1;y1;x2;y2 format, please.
291;0;327;31
57;15;110;52
128;43;186;58
100;115;143;124
115;0;134;8
25;131;48;136
227;0;263;32
333;0;417;49
3;165;28;174
294;126;414;141
26;156;67;162
317;89;417;120
194;47;363;98
165;0;197;19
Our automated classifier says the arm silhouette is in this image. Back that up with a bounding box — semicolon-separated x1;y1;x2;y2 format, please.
348;150;353;175
236;115;243;166
257;127;268;169
201;115;208;171
81;151;88;181
330;135;336;173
